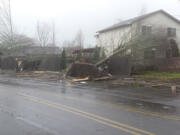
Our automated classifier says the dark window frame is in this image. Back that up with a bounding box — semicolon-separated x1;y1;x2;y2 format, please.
167;27;176;37
141;25;152;35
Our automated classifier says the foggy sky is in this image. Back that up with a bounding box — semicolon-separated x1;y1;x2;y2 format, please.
11;0;180;47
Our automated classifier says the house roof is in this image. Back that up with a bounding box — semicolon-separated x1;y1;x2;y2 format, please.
97;10;180;33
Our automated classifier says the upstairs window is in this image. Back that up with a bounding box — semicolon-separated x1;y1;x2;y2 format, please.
167;28;176;37
142;25;152;35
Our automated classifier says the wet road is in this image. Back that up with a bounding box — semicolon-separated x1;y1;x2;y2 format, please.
0;75;180;135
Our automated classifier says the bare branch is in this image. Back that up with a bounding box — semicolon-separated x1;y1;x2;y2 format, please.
36;22;52;47
74;29;84;49
0;0;14;48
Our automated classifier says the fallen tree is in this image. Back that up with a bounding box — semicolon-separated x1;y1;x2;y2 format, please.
66;62;107;79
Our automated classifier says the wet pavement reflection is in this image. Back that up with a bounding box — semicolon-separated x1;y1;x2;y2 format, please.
0;75;180;135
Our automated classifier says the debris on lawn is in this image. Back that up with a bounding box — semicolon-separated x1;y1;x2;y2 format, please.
33;71;45;74
151;84;167;88
171;85;177;94
12;59;180;93
80;81;87;84
16;71;63;81
93;75;114;81
72;77;89;82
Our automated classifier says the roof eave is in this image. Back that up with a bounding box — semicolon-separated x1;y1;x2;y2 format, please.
97;10;180;34
98;24;131;33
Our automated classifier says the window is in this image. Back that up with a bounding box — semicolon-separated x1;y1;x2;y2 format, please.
167;27;176;37
142;25;152;35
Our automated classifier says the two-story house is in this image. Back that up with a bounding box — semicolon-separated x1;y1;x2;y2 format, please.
96;10;180;57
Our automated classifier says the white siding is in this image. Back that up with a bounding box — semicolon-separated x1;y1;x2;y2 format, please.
97;26;132;56
97;11;180;56
133;12;180;47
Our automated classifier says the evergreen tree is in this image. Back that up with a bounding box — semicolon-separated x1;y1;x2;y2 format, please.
92;47;100;62
60;48;67;71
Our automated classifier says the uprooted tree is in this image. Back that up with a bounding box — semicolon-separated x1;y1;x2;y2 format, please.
96;25;180;74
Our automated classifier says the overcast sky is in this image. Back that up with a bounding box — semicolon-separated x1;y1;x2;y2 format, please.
11;0;180;47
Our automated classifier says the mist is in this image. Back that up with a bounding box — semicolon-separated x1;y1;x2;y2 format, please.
11;0;180;47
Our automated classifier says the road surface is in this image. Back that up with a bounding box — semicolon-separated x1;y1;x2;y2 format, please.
0;75;180;135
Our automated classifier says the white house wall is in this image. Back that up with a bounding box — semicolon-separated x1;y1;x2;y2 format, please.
133;12;180;47
97;11;180;56
97;26;132;56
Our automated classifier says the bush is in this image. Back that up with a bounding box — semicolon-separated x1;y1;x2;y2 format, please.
23;59;41;71
60;49;67;71
0;57;16;70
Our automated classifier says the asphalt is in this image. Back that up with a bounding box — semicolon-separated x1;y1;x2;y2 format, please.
0;74;180;135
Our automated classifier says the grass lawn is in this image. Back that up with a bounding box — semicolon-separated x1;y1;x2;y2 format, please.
133;72;180;79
